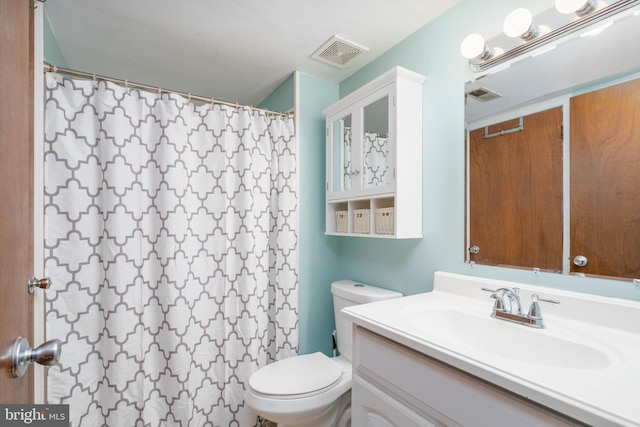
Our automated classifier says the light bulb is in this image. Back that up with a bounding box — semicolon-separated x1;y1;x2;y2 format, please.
555;0;598;16
503;8;539;40
460;34;493;60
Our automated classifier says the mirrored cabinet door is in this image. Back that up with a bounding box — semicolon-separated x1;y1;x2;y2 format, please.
326;88;393;199
332;113;353;193
362;95;390;190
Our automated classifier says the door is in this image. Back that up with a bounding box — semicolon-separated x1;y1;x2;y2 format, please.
0;0;35;402
468;107;563;272
570;78;640;278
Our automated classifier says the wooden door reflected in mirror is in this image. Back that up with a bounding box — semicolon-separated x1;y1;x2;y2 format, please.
468;108;563;272
570;78;640;279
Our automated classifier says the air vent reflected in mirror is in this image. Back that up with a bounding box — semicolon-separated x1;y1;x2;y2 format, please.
467;87;502;102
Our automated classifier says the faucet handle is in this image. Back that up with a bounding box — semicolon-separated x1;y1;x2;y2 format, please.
527;294;560;321
481;287;507;313
532;294;560;305
528;295;542;319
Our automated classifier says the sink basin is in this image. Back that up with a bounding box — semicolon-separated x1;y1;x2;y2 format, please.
402;305;613;370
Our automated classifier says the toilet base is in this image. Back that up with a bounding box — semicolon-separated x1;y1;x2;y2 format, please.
275;390;351;427
263;390;350;427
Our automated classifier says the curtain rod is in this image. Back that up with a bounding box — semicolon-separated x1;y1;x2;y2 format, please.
43;62;292;118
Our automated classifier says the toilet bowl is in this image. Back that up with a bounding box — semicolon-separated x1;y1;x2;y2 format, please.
245;280;402;427
246;353;351;427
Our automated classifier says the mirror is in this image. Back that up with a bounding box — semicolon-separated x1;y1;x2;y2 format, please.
363;96;389;188
465;5;640;280
332;114;352;192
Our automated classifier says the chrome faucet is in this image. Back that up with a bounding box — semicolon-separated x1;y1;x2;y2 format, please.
489;287;522;316
482;287;559;328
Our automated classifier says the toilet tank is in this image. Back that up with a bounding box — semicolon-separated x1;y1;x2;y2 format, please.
331;280;402;361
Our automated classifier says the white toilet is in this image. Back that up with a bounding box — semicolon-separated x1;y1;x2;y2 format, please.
245;280;402;427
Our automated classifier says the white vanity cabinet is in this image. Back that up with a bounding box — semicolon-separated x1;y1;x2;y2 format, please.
351;326;583;427
323;67;424;238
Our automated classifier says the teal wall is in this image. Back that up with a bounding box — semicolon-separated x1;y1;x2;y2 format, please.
261;72;342;356
295;73;341;355
43;10;67;67
259;74;294;113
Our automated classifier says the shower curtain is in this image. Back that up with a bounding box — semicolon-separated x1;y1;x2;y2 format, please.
43;74;298;427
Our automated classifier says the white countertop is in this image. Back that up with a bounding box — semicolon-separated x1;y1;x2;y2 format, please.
343;271;640;427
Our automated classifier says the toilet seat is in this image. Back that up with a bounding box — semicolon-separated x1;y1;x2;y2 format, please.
249;352;344;399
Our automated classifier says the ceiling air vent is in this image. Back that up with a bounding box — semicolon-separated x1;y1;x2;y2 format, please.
312;35;369;69
466;87;502;102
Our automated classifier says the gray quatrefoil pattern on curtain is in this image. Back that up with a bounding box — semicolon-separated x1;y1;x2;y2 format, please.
43;73;298;427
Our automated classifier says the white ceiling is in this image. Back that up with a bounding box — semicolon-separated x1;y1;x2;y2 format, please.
44;0;460;107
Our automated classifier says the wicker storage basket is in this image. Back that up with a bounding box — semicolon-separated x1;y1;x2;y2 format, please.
375;207;395;235
335;211;348;233
353;209;371;234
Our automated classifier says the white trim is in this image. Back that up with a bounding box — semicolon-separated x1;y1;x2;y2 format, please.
293;70;301;354
466;94;569;131
464;127;470;263
33;3;46;404
561;98;571;276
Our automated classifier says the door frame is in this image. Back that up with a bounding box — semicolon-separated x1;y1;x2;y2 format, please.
33;2;46;404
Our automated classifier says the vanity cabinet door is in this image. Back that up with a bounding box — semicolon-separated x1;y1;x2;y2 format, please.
570;78;640;279
352;378;449;427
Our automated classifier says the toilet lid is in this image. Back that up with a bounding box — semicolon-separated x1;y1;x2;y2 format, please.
249;352;343;397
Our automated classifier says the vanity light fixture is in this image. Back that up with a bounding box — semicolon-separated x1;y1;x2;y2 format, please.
462;0;640;73
555;0;599;16
460;33;494;60
503;8;539;40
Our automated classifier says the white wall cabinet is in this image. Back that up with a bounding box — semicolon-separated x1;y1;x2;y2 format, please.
352;326;583;427
323;67;425;238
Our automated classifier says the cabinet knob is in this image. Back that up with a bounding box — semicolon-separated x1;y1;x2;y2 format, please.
469;246;480;254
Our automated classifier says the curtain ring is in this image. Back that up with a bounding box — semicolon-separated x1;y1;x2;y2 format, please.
124;79;129;93
187;93;192;101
